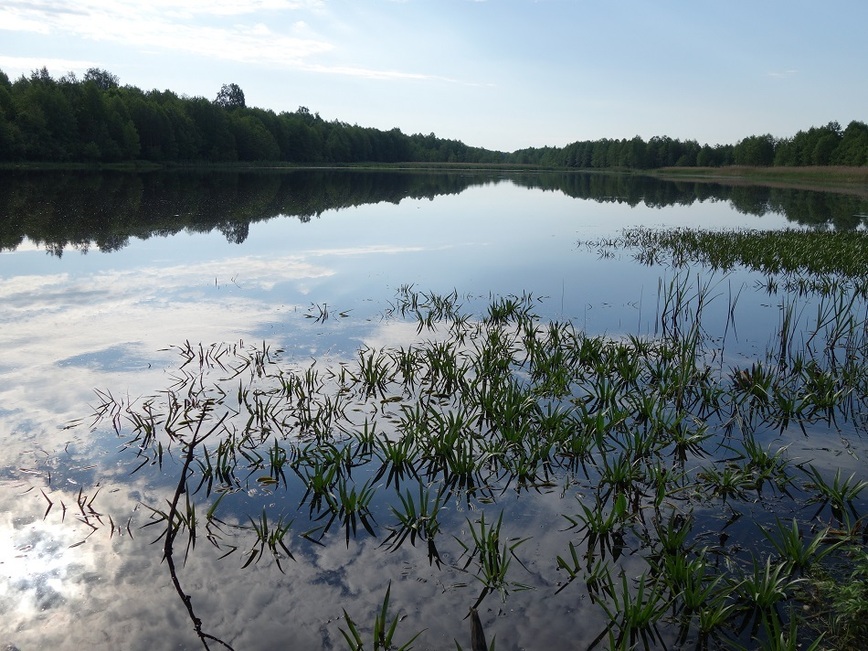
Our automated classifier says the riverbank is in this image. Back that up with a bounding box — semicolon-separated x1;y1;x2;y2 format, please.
3;161;867;196
649;165;868;197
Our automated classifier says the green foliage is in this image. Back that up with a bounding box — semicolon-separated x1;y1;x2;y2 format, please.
617;226;868;278
0;65;864;167
214;82;246;110
82;263;867;649
597;572;670;649
0;66;507;165
734;134;776;166
340;581;424;651
806;548;868;648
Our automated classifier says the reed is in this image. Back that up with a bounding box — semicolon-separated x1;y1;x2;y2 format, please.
596;572;669;650
455;511;532;607
340;581;424;651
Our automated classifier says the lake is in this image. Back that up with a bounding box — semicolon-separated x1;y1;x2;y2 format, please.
1;169;866;650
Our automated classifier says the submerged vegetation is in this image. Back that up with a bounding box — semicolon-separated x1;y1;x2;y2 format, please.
82;226;868;649
584;227;868;282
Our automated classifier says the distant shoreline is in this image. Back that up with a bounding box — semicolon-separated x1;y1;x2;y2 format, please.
647;165;868;198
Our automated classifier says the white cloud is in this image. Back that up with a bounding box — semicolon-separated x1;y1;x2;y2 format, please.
0;1;333;66
0;252;337;450
0;9;52;33
0;0;460;81
0;56;97;77
305;244;431;256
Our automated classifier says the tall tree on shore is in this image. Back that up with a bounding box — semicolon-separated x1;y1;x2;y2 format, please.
734;134;775;166
83;68;119;91
214;83;246;110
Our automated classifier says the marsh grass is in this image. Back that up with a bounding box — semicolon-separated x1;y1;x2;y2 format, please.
83;247;868;649
595;572;669;650
759;518;840;574
382;483;443;565
617;226;868;281
242;509;294;572
340;581;424;651
455;511;533;608
801;465;868;521
798;547;868;649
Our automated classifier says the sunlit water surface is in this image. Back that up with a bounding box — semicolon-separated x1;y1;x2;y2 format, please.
1;170;866;650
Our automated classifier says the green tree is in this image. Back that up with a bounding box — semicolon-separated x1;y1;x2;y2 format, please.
230;113;280;161
623;136;647;168
214;83;245;110
325;126;352;162
832;121;868;166
591;139;610;167
13;71;78;160
185;97;236;161
0;105;19;159
812;133;839;165
733;134;775;166
83;68;119;91
127;94;177;160
0;73;19;159
675;140;700;166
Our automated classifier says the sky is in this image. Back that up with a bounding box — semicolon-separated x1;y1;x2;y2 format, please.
0;0;866;152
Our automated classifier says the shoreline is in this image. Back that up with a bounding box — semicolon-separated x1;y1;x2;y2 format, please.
2;161;866;196
647;165;868;198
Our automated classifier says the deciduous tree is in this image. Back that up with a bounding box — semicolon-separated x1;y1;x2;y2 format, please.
214;83;245;110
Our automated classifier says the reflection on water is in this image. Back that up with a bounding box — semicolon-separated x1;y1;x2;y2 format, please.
1;169;866;257
0;170;866;650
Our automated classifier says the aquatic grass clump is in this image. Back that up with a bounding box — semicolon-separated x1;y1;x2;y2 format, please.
733;433;793;496
696;463;754;502
485;291;538;325
798;547;868;649
618;226;868;280
732;555;802;635
759;518;841;575
382;483;443;565
563;492;630;564
353;346;397;399
340;581;424;651
82;273;868;650
373;434;420;489
242;509;295;572
455;511;532;607
595;572;670;650
801;465;868;521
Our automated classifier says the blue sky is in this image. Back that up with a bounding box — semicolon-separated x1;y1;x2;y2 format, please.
1;0;865;152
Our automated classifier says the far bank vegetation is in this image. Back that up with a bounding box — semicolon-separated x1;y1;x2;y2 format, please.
0;67;866;169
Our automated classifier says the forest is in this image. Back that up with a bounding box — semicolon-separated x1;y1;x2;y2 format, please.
0;67;866;168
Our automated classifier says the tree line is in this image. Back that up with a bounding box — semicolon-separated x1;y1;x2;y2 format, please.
0;67;865;167
512;121;867;168
0;68;505;165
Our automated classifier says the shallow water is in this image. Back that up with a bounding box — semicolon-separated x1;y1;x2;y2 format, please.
1;170;866;650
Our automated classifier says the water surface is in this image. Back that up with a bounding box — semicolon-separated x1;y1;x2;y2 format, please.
1;170;866;650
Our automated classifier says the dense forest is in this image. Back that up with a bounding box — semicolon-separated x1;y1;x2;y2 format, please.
0;67;866;167
512;122;868;168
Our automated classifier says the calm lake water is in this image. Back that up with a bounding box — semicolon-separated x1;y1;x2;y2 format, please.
1;170;866;650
